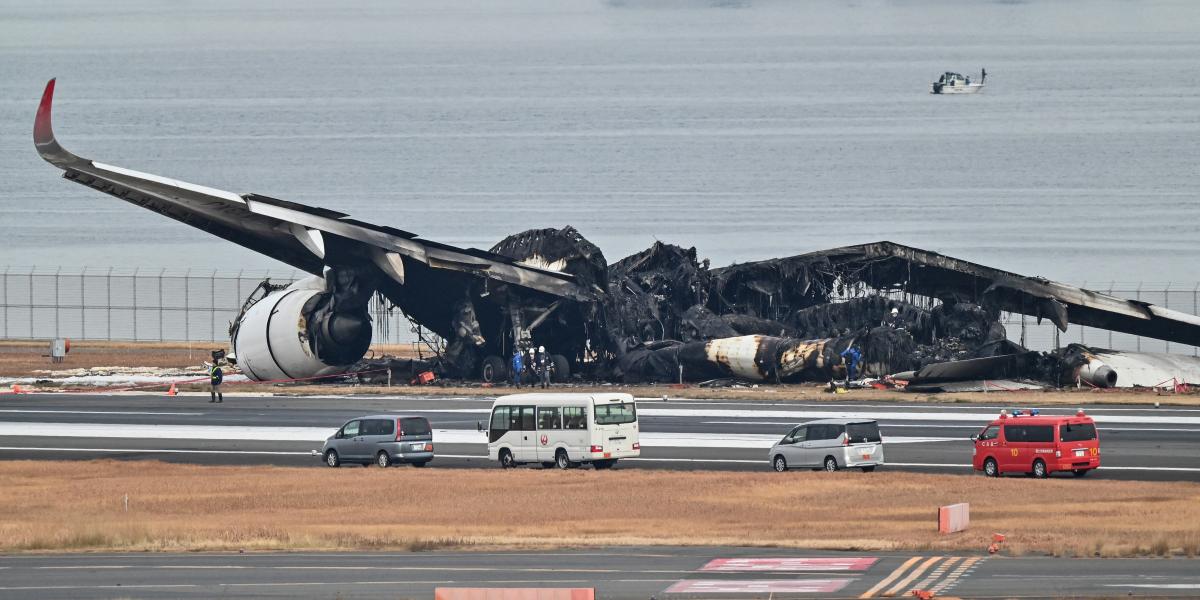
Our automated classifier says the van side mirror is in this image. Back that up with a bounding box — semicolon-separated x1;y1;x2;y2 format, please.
969;434;978;441
334;429;343;439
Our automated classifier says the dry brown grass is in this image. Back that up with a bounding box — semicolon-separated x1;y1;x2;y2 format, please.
2;461;1198;556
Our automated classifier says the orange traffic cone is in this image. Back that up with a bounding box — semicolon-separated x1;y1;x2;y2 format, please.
167;382;177;396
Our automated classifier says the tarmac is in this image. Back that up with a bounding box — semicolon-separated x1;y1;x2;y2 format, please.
0;392;1198;480
1;546;1198;599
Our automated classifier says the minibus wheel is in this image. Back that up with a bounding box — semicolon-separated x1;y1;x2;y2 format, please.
555;450;570;470
376;451;391;468
1032;459;1048;478
499;449;515;469
983;457;998;477
823;456;839;472
324;449;340;468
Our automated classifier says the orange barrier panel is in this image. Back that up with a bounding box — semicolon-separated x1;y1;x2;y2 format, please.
938;502;970;534
435;588;595;600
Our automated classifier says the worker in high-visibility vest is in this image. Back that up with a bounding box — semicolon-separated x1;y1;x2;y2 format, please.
208;362;224;403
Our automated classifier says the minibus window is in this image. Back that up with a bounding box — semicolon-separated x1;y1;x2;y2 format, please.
563;407;587;430
490;407;510;443
491;406;510;431
978;425;999;441
594;402;637;425
538;407;562;430
1060;423;1096;442
519;406;536;430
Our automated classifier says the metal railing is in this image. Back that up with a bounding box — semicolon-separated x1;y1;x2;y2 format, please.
1;266;1197;355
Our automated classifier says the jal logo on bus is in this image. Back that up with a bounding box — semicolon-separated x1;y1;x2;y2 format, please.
540;434;549;446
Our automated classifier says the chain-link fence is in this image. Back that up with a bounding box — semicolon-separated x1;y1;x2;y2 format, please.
0;266;414;345
1;266;1197;355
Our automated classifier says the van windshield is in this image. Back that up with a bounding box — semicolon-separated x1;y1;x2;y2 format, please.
846;422;881;443
1060;422;1096;442
594;402;637;425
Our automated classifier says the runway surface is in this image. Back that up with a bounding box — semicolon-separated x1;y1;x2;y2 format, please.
1;392;1198;480
1;547;1198;599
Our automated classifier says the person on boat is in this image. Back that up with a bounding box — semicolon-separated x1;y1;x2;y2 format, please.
981;68;987;83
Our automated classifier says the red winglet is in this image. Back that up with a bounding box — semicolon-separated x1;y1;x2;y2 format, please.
34;78;56;146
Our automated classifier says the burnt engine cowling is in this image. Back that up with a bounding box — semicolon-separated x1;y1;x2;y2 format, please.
231;273;373;382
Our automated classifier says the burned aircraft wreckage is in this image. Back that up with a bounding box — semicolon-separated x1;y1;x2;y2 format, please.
33;79;1200;389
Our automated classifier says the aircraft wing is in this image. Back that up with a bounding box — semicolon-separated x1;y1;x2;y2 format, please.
33;79;594;301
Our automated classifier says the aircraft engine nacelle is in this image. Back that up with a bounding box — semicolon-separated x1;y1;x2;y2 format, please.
231;275;373;382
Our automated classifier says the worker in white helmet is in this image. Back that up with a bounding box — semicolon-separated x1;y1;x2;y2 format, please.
537;346;551;388
887;307;901;328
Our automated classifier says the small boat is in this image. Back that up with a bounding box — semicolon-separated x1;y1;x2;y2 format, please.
931;70;985;94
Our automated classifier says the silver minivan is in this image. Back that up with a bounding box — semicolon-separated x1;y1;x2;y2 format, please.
317;414;434;468
768;418;884;472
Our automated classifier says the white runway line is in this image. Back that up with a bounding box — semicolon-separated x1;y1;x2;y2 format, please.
0;423;958;448
426;406;1200;425
0;410;203;416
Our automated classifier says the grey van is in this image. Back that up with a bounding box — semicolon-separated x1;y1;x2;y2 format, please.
317;415;434;468
768;418;883;472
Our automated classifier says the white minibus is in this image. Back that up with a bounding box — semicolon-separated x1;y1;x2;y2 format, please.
486;393;640;469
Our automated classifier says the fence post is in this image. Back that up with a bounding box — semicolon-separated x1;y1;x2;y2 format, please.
158;268;165;342
132;267;139;341
210;270;217;342
184;268;191;343
29;267;34;339
80;268;86;339
2;266;8;339
106;267;112;340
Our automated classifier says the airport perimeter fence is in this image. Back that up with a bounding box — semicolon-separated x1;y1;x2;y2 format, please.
0;266;1197;356
0;266;414;347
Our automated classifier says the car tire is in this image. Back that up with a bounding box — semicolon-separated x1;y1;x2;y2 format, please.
555;450;571;470
772;455;787;472
324;449;340;468
984;457;999;477
375;451;391;468
824;456;839;472
593;459;615;470
499;449;515;469
1033;459;1048;478
861;466;876;473
1072;469;1089;477
412;461;427;468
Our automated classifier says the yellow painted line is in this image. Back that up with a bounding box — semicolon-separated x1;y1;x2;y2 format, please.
859;556;921;599
914;556;961;590
883;556;943;597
